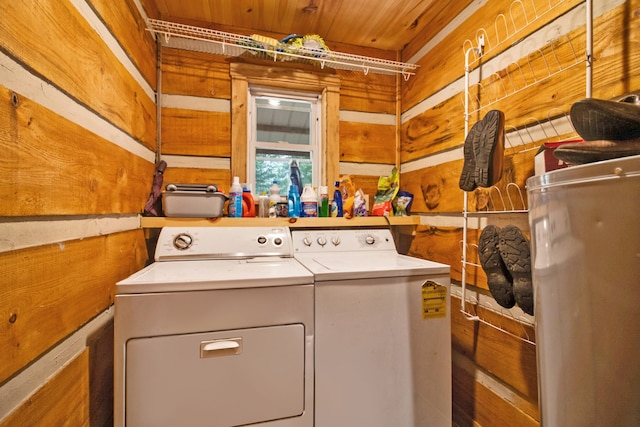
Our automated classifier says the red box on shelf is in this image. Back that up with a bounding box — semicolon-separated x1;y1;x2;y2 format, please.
534;140;584;175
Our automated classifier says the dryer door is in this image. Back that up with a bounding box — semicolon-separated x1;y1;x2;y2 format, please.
125;324;305;426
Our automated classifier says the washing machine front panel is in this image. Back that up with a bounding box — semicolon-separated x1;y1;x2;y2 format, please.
314;275;451;427
291;228;452;427
126;324;305;427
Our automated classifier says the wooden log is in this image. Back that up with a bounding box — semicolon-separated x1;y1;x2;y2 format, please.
452;296;539;402
0;230;148;383
162;168;231;189
162;48;231;99
0;0;156;148
160;108;231;157
0;85;154;217
453;361;539;427
337;70;396;114
0;351;91;427
88;0;157;89
339;121;396;164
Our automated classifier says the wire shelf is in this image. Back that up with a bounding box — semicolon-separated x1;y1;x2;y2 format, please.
146;19;419;79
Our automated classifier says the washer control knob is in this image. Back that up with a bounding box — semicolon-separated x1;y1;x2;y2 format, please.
273;237;283;246
365;235;376;245
257;236;267;245
302;237;312;247
317;237;327;247
173;233;193;250
331;236;341;246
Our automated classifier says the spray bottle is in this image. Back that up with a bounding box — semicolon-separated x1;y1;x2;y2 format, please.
290;160;303;196
228;176;243;217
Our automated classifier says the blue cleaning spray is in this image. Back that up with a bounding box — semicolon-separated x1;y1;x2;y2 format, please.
290;160;303;196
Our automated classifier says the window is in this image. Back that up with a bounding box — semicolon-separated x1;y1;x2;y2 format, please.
248;89;321;195
230;61;340;196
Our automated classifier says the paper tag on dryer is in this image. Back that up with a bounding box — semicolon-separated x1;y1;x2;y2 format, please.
422;281;447;319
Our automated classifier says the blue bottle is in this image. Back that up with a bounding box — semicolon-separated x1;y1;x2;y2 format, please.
288;184;301;218
331;181;343;217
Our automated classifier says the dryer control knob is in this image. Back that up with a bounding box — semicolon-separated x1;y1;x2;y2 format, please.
302;237;312;247
331;237;341;246
365;235;375;245
317;237;327;246
173;233;193;250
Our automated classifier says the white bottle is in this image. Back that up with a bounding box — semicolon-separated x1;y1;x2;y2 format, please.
268;181;280;218
228;176;243;217
300;184;318;217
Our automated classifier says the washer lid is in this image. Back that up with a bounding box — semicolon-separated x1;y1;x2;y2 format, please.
294;252;450;281
116;257;313;294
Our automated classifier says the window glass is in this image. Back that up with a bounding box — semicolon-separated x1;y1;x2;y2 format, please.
249;91;320;196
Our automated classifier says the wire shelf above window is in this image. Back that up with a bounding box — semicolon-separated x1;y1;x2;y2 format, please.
146;19;419;79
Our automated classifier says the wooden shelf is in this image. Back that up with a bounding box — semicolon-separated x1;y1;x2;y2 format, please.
140;215;419;230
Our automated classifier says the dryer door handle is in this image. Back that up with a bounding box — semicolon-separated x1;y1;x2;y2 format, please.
200;337;242;358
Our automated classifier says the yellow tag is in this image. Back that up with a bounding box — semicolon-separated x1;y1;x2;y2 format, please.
422;281;447;319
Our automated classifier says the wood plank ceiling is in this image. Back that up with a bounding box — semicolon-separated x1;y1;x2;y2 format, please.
141;0;468;53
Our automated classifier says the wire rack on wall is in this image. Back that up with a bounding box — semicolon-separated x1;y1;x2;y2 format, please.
145;19;419;79
461;34;585;117
459;0;592;341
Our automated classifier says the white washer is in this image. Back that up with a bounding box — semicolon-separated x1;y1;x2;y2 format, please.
292;228;452;427
114;227;314;427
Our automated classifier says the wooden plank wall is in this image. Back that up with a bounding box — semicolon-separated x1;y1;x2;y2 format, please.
0;0;155;425
400;0;640;425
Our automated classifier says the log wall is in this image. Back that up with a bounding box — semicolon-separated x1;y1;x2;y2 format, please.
401;0;640;425
0;0;155;425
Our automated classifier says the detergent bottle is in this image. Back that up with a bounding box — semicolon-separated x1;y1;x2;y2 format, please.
330;181;343;217
288;184;301;218
300;184;318;217
242;184;256;217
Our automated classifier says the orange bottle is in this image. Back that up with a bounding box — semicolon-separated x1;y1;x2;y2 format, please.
242;185;256;217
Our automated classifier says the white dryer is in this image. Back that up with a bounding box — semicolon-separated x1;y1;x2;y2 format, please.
292;228;452;427
114;227;314;427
